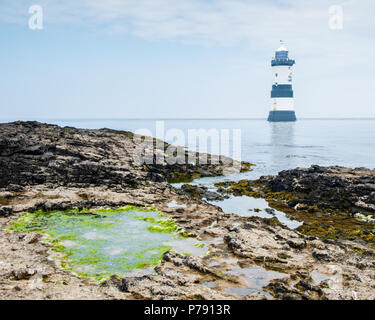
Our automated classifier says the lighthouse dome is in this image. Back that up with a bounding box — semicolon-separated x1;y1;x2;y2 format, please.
276;40;288;52
275;41;288;59
276;45;287;52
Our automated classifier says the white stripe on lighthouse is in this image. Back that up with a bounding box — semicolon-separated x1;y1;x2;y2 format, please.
271;98;295;111
272;65;292;85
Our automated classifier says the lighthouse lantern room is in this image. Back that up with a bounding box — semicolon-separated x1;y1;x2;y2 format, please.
267;41;297;122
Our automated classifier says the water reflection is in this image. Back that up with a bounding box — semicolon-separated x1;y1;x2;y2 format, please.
269;122;296;172
270;122;295;147
208;195;302;229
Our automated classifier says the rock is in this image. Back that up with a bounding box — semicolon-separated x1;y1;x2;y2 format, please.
204;191;227;201
295;203;309;211
0;121;250;191
312;249;331;262
287;200;298;207
244;292;268;300
102;275;123;289
258;165;375;214
180;184;227;201
286;239;306;249
310;240;326;250
180;184;207;199
0;206;13;216
265;208;276;215
120;276;143;292
11;267;36;280
354;213;375;223
23;233;41;244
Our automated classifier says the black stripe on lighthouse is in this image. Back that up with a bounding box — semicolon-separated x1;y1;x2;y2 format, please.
268;111;297;122
271;84;293;98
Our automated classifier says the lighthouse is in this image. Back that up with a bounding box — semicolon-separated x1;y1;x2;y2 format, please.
267;41;296;122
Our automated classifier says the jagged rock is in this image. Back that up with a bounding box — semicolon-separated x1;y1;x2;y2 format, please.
258;165;375;213
180;184;228;201
286;238;306;249
312;249;331;261
23;233;41;244
0;122;251;191
11;267;36;280
265;208;276;215
0;206;12;216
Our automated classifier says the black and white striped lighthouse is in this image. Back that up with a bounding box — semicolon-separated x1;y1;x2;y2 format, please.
267;41;297;122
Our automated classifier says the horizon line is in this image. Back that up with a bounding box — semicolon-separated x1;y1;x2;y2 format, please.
2;117;375;122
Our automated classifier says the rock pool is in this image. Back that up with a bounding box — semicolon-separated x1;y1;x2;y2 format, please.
172;178;302;229
8;206;207;282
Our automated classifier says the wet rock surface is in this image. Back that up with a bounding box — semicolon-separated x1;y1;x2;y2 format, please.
178;184;229;201
0;122;375;300
258;165;375;214
215;166;375;245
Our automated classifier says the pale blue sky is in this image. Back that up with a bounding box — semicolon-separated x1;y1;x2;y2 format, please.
0;0;374;119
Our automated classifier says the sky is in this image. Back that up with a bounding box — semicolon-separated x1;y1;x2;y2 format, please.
0;0;374;119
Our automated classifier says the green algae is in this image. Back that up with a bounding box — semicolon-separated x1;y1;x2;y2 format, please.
240;161;255;173
266;199;375;246
7;206;206;282
167;161;254;184
167;172;202;184
265;200;375;246
103;128;134;139
194;242;205;248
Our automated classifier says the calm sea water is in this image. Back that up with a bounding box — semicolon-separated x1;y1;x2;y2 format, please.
14;118;374;178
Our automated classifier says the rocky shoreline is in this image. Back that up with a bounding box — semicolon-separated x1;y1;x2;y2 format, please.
1;121;375;300
215;166;375;245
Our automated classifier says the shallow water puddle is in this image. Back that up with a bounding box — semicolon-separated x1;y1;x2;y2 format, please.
311;265;343;289
209;195;303;229
311;270;332;285
204;260;289;299
8;207;206;281
225;265;289;299
202;281;216;288
172;179;302;229
167;200;187;209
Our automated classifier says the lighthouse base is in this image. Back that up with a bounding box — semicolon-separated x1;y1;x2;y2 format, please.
267;110;296;122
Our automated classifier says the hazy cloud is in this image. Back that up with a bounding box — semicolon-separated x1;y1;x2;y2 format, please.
1;0;373;50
